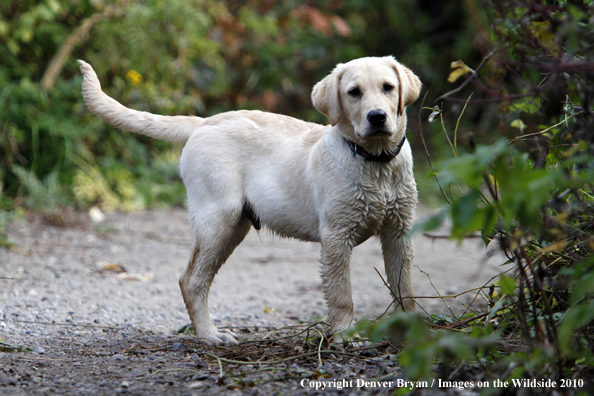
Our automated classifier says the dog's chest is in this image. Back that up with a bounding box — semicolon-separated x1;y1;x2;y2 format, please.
346;169;399;241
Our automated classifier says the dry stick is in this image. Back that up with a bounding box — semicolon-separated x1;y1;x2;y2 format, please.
418;92;452;205
236;367;288;377
414;264;458;319
380;266;497;300
373;268;501;322
222;323;328;334
520;246;561;355
446;304;513;329
483;174;499;202
213;354;225;378
134;368;203;381
16;320;123;330
423;233;482;239
374;267;401;311
435;48;498;102
205;350;392;367
453;93;473;157
240;322;329;345
313;329;325;367
514;249;545;344
40;5;124;91
373;267;431;319
438;93;536;104
507;112;582;144
439;110;457;158
456;267;514;320
514;256;534;345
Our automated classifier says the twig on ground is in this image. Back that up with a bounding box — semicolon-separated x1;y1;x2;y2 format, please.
239;322;329;344
133;368;204;381
16;320;124;330
205;349;394;367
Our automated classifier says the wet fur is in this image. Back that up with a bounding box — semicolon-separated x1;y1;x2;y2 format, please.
78;57;422;344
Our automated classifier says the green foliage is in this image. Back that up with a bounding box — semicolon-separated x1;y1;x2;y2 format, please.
0;339;32;353
424;140;593;239
353;313;499;382
373;0;594;385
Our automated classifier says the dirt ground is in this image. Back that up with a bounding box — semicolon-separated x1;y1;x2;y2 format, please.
0;207;505;395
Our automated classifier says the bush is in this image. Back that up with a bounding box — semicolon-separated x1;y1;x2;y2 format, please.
365;0;594;385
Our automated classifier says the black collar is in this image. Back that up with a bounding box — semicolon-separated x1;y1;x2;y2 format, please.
344;136;407;163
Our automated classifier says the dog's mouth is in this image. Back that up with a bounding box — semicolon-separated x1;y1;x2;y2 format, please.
359;127;393;139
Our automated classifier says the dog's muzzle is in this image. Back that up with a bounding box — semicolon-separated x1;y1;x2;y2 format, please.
367;109;387;126
365;110;392;137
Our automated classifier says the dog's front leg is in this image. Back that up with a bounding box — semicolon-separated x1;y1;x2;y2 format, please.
320;233;354;339
380;226;415;312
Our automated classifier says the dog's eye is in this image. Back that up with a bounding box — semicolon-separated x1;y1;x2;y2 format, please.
348;87;361;97
383;83;394;92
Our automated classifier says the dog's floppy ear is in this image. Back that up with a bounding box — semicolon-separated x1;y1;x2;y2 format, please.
389;58;422;116
311;64;344;126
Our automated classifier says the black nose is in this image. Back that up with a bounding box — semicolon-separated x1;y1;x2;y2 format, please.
367;110;387;126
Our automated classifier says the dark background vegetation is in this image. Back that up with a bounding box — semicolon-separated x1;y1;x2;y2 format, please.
1;0;593;391
0;0;481;213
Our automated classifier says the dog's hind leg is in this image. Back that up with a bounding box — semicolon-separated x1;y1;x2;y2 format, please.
179;211;251;344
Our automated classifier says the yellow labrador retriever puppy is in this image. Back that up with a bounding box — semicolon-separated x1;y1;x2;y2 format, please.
79;57;421;344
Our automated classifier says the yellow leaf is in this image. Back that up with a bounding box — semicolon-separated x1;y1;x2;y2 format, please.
510;119;526;132
447;60;473;83
448;68;467;83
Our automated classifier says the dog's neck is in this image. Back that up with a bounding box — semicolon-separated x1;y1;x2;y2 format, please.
343;136;406;163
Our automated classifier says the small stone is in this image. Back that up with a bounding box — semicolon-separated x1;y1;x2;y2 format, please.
113;354;125;361
120;381;130;389
99;380;109;387
32;346;45;354
171;342;186;351
89;206;105;223
1;377;18;386
188;382;204;389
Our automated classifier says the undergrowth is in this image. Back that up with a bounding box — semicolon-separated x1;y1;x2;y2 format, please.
355;0;594;391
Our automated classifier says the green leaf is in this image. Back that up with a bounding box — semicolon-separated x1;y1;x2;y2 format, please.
499;274;516;296
559;304;594;355
450;190;482;238
510;119;526;132
409;208;447;236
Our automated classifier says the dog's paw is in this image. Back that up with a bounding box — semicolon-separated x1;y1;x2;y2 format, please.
198;328;238;345
330;330;367;348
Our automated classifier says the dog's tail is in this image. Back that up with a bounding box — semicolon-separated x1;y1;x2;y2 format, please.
78;60;201;143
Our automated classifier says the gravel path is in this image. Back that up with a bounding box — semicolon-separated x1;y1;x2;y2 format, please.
0;208;505;395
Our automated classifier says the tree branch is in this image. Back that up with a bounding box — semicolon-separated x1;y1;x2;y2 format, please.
40;5;124;91
434;48;498;102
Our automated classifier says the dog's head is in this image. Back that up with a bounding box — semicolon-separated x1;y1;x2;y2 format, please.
312;57;421;150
